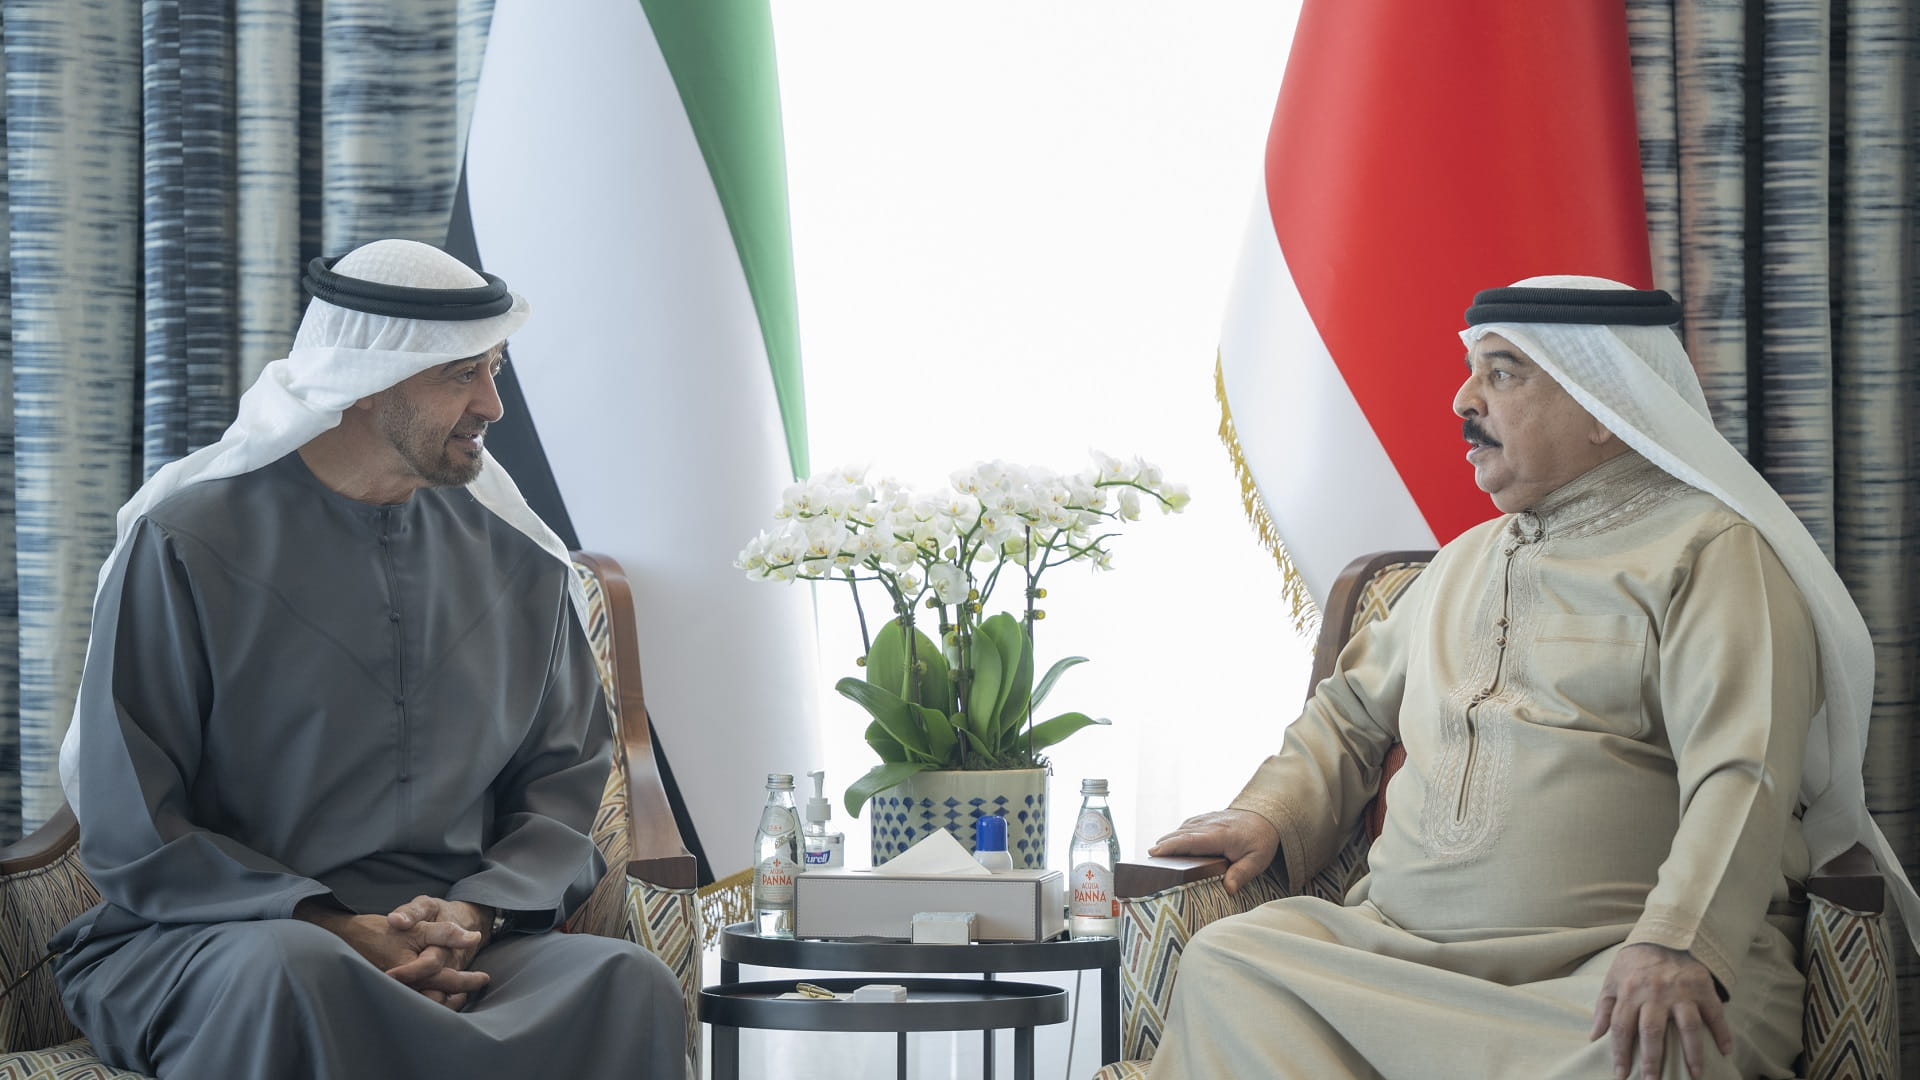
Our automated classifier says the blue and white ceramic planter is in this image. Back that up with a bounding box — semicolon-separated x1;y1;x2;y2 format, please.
870;767;1049;869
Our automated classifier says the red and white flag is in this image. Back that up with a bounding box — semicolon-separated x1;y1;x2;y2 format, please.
1219;1;1654;627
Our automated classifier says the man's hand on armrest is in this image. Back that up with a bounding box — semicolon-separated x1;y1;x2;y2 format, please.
1149;809;1281;896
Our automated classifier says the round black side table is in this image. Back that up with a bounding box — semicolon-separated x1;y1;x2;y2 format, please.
702;976;1068;1080
715;923;1121;1077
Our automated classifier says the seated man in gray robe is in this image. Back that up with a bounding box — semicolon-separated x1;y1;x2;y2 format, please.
1148;276;1917;1080
50;239;687;1079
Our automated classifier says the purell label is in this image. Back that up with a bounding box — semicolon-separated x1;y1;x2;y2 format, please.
759;806;796;836
1070;861;1116;918
754;855;796;904
804;848;831;866
1073;810;1112;843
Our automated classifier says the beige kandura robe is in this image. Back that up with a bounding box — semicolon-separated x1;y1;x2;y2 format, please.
1150;453;1818;1080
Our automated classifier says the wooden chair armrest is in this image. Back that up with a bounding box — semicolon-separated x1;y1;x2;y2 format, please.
626;746;697;890
1805;841;1882;914
0;803;77;875
1116;856;1229;899
572;551;698;892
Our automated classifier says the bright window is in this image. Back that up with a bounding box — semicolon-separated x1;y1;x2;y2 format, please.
777;0;1307;887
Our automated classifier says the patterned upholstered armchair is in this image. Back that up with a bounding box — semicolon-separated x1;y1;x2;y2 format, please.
1094;551;1898;1080
0;550;702;1078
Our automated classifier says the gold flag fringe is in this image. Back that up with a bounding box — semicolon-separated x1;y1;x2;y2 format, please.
697;867;755;949
1216;352;1322;640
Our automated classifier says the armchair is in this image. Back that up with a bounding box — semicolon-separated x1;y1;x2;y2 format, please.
0;550;701;1078
1095;551;1896;1080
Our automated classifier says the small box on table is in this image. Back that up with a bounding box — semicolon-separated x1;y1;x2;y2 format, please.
793;869;1066;942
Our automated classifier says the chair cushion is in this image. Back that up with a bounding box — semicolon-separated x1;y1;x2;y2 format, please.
571;561;622;731
0;845;99;1051
0;1038;148;1078
1116;825;1369;1062
624;880;701;1069
567;758;635;939
1351;560;1426;637
1090;1060;1150;1080
1801;894;1898;1080
1116;871;1289;1062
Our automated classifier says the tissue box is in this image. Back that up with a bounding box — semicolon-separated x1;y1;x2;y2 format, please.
794;869;1066;942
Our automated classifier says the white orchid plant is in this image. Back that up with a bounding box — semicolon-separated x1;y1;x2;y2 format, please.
737;452;1189;817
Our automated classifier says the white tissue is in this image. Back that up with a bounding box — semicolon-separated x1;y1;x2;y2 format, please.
871;828;992;876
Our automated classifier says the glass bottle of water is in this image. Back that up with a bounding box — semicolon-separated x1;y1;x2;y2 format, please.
752;773;803;937
1068;778;1120;938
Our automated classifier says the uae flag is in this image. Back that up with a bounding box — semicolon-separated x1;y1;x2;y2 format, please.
465;0;820;903
1218;0;1654;628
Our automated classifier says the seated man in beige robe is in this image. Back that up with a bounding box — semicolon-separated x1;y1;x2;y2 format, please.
1148;276;1917;1080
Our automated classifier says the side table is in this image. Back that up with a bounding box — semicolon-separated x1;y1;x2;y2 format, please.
716;923;1120;1075
702;976;1067;1080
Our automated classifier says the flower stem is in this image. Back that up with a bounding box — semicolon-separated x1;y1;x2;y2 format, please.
1023;526;1037;762
846;570;872;655
936;603;957;714
903;610;919;703
954;625;970;768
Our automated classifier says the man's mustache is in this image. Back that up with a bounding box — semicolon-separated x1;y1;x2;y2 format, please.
1462;419;1500;448
452;421;489;439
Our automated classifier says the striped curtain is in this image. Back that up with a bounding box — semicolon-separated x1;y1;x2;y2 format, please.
1628;0;1919;1057
0;0;495;836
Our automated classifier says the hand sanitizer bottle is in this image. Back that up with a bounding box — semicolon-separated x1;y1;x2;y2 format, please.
802;769;844;870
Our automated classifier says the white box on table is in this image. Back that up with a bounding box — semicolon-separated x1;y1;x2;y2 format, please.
793;868;1066;942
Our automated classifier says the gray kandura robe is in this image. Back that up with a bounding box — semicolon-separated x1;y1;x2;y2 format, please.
52;452;685;1079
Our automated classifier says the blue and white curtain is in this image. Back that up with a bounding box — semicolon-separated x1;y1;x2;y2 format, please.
1628;0;1920;1057
0;0;495;836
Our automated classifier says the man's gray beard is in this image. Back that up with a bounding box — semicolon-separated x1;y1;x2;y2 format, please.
378;397;485;488
397;434;484;487
422;448;484;487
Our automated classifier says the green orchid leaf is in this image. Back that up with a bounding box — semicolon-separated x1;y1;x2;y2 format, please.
995;620;1036;738
920;705;959;765
959;725;998;759
864;719;908;763
907;626;952;712
978;614;1025;744
844;760;936;819
863;619;908;696
871;620;952;712
836;677;933;762
964;625;1004;740
1024;710;1110;752
970;715;1003;768
1029;655;1088;713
